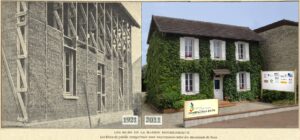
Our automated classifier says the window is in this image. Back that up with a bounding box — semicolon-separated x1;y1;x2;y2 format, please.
64;48;76;97
210;39;226;60
180;37;199;60
119;68;124;97
214;41;222;59
185;38;193;58
236;72;251;91
235;41;249;61
97;64;105;112
181;73;199;95
185;73;193;92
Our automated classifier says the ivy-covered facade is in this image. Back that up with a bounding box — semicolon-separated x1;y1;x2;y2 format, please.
146;16;263;110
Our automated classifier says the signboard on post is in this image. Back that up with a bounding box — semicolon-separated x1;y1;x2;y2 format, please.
261;71;295;92
184;99;218;119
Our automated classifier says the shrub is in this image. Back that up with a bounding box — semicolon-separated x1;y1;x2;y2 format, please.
146;31;262;109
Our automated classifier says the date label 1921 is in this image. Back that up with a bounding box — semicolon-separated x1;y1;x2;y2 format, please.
145;116;162;125
122;115;138;125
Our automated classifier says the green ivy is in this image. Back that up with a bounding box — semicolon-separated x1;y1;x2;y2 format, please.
145;31;263;110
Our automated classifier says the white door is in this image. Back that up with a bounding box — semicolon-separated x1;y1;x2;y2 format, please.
214;75;223;100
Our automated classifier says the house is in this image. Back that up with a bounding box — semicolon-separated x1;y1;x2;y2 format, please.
146;16;263;110
1;2;140;128
254;19;298;72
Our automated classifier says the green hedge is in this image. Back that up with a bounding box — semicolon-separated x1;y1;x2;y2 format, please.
145;31;263;110
262;90;295;103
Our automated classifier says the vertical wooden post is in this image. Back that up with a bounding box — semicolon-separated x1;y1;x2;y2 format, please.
294;69;297;105
261;70;263;101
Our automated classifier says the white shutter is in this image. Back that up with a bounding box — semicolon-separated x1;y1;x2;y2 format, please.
235;42;239;60
221;41;226;60
246;72;251;90
210;40;214;59
193;38;199;59
180;37;185;59
181;73;186;95
193;73;199;94
236;73;240;92
245;43;250;61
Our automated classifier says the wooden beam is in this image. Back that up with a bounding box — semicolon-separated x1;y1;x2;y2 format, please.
17;60;27;89
68;19;77;37
21;2;28;11
89;12;98;30
90;32;98;48
16;28;27;57
53;10;63;30
79;4;88;23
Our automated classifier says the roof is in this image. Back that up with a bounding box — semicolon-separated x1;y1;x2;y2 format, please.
114;3;140;28
147;15;262;43
254;19;298;33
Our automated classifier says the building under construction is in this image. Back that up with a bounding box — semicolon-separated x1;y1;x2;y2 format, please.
1;1;140;128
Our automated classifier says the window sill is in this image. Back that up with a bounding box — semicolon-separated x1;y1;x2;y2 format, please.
238;89;250;92
237;59;249;62
63;94;79;100
212;59;226;61
183;92;198;95
182;58;194;60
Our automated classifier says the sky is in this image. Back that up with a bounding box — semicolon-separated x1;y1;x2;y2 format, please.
141;2;298;65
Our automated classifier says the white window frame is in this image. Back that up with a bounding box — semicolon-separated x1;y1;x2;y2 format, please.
236;72;251;92
185;38;194;59
181;73;199;95
97;63;105;112
210;39;226;60
63;48;78;99
185;73;193;93
180;37;199;60
235;41;249;61
119;67;124;97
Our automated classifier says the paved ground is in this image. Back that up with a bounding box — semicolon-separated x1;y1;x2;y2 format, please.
99;102;291;128
194;110;298;128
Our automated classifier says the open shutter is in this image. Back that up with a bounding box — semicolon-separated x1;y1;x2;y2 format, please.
235;42;239;60
246;72;251;90
236;73;240;92
210;40;214;59
245;43;250;61
180;37;185;59
181;73;185;95
221;41;226;60
193;38;199;59
193;73;199;94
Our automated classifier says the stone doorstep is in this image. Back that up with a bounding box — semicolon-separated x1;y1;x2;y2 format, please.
184;105;299;128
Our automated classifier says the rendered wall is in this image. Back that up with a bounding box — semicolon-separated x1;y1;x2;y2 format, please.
258;25;298;72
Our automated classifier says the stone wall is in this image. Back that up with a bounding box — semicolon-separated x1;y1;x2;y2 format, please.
259;25;298;71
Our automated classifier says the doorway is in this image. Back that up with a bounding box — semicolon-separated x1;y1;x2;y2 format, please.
214;75;223;100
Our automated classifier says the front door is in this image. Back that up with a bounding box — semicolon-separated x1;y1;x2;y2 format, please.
214;75;223;100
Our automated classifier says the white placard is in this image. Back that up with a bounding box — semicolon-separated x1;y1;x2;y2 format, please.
184;99;218;119
262;71;295;92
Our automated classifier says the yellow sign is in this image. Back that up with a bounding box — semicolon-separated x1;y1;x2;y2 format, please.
184;99;219;119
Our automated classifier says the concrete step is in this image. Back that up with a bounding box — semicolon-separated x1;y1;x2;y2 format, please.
219;100;236;108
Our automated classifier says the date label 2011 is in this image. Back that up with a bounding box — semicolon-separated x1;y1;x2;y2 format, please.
145;116;162;125
122;115;138;125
